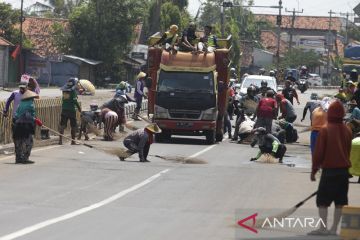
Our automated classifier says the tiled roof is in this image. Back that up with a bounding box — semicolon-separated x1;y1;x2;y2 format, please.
21;16;69;56
260;30;288;55
255;14;343;32
0;37;13;46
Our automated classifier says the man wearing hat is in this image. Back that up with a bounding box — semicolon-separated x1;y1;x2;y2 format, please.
12;90;42;164
121;123;162;162
347;100;360;135
250;127;287;163
132;72;147;120
59;78;81;145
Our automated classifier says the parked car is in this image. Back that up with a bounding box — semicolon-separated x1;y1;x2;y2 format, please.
239;75;278;95
307;73;322;86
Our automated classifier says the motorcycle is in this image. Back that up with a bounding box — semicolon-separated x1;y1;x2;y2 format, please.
298;78;308;93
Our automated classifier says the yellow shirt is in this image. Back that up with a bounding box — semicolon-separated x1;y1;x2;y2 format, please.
311;107;327;131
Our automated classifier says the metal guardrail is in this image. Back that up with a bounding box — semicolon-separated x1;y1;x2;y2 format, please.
0;99;148;145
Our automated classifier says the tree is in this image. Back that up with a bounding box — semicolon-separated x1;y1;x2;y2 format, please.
281;48;321;69
0;2;32;48
62;0;147;76
160;2;181;32
45;0;85;18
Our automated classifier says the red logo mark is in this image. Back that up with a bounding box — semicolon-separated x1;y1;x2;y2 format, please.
237;213;258;234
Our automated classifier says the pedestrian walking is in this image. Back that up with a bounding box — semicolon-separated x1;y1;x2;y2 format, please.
309;100;352;236
101;108;118;141
250;127;287;163
132;72;147;120
58;78;81;145
223;111;232;139
254;90;277;133
282;80;300;105
309;98;330;155
276;93;297;123
121;123;162;162
12;90;42;164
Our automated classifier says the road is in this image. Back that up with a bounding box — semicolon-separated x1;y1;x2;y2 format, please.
0;89;358;240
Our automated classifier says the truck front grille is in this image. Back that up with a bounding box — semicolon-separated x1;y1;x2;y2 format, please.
168;109;201;119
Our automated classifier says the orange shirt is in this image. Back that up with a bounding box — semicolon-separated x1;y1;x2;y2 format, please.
311;107;327;131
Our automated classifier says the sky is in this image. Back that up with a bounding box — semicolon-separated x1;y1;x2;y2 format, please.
2;0;360;20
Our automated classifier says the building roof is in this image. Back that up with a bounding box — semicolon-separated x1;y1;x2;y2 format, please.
21;16;69;56
260;30;288;55
0;37;14;46
255;14;343;32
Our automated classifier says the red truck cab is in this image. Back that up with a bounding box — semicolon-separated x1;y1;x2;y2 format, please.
147;35;232;144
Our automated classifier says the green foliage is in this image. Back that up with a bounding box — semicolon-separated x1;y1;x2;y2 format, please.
160;2;181;32
0;2;32;48
51;22;71;53
281;48;321;69
65;0;146;74
342;26;360;42
45;0;85;18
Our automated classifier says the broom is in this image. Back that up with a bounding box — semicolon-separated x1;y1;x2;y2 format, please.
255;191;318;228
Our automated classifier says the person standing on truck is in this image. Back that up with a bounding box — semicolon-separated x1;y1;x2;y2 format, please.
121;123;162;162
309;100;352;236
199;25;218;53
132;72;147;120
282;80;300;105
179;22;198;52
152;25;179;52
58;78;82;145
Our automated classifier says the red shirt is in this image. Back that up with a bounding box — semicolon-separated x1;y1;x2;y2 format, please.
257;98;277;118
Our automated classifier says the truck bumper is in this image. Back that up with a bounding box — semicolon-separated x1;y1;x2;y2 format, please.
155;119;216;132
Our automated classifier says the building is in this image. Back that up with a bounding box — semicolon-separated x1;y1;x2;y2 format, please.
0;37;13;87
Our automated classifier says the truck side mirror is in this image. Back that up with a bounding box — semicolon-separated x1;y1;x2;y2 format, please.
145;77;152;88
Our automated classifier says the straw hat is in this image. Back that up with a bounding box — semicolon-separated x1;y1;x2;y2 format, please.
145;123;162;133
169;24;178;31
21;90;39;100
348;100;358;105
137;72;146;79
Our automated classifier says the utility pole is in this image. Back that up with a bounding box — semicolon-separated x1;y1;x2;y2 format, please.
220;5;225;38
19;0;24;75
276;0;282;72
339;12;355;45
326;10;335;83
285;8;303;51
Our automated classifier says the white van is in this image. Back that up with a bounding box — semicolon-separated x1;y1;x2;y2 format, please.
239;75;277;95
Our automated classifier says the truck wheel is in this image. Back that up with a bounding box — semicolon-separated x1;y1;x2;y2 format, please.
216;132;223;142
205;130;216;145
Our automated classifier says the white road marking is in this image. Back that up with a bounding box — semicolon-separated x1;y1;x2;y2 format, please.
186;135;228;159
0;168;170;240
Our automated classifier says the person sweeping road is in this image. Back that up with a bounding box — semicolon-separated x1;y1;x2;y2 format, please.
12;90;43;164
309;100;352;236
120;123;162;162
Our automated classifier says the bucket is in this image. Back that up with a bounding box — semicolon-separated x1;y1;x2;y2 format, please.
340;206;360;240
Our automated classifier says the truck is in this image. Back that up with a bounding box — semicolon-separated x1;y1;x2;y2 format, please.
343;44;360;78
146;34;232;144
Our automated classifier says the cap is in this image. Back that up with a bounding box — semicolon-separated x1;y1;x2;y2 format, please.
18;81;28;88
137;72;146;79
145;123;162;133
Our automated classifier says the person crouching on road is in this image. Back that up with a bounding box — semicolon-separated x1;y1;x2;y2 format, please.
59;78;82;145
309;100;352;236
101;108;118;141
276;93;297;123
12;91;43;164
250;127;287;163
121;123;162;162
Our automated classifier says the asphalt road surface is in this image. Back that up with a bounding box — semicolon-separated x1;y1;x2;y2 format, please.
0;88;358;240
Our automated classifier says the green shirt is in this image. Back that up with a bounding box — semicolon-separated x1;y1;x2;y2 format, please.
62;90;80;112
15;99;35;119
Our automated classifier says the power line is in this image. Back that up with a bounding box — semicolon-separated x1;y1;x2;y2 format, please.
285;8;304;51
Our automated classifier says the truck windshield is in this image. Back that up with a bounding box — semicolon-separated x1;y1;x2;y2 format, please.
158;71;214;93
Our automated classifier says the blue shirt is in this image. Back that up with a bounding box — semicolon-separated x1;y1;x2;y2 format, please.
351;107;360;120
